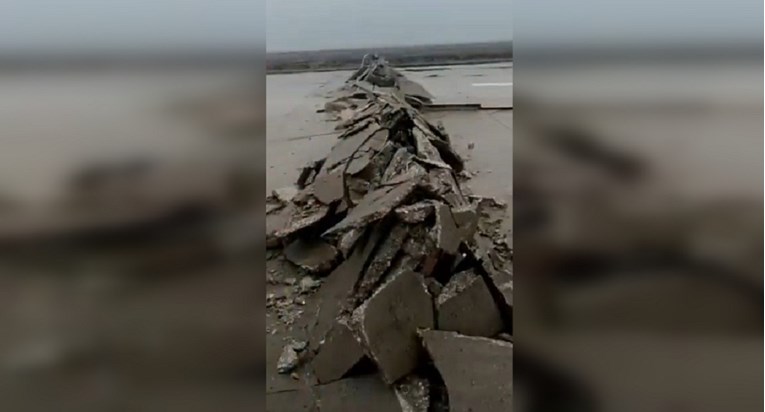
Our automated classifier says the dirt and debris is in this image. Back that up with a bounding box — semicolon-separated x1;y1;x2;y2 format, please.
267;57;512;411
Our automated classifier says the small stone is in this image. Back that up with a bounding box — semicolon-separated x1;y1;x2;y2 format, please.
299;276;322;293
277;345;300;374
284;277;297;286
467;142;475;150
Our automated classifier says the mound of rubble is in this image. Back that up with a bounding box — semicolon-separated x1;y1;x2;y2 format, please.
266;59;512;411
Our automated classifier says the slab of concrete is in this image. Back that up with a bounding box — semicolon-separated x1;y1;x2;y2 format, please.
432;203;460;255
284;238;338;274
353;270;434;384
420;330;513;412
312;318;366;385
436;270;504;337
305;226;383;351
324;179;418;237
312;169;345;204
354;223;409;302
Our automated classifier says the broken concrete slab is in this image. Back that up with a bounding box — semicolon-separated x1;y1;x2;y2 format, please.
430;137;465;172
267;200;330;248
272;186;300;204
345;129;390;176
354;223;409;303
312;318;366;385
324;122;381;171
431;203;460;255
305;226;384;351
284;238;338;274
315;375;401;412
420;330;513;412
452;205;479;241
336;227;364;258
312;169;345;204
395;201;435;224
436;270;504;337
323;179;419;237
268;56;513;410
353;270;434;384
412;128;450;168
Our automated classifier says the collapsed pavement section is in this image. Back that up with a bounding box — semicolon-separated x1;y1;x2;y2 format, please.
266;57;512;411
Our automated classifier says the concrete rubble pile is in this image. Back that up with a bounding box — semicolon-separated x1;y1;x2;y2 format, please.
323;55;435;122
267;58;512;411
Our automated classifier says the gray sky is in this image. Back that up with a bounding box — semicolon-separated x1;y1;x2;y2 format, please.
266;0;513;52
0;0;263;53
0;0;758;54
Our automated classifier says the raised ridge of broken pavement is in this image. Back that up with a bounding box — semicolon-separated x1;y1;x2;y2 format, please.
266;56;512;411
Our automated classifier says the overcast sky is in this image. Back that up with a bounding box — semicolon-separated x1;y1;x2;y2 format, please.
266;0;513;52
0;0;758;54
0;0;263;53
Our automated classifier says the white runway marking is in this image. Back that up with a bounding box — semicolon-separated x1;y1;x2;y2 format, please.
471;82;513;87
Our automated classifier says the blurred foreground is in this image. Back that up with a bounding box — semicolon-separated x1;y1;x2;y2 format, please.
0;63;264;411
514;52;762;411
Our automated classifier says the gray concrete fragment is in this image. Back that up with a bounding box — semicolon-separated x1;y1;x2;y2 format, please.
430;137;465;172
312;318;366;384
277;345;300;374
354;224;409;303
395;202;435;224
267;200;329;247
412;128;450;168
324;179;418;237
432;203;460;255
437;270;504;337
469;238;513;311
272;186;299;204
452;205;478;241
395;375;430;412
353;270;434;384
284;239;338;274
306;226;384;351
313;169;345;204
336;227;364;257
315;375;401;412
382;148;414;183
397;78;434;101
420;330;513;412
324;122;380;171
346;129;390;176
402;225;436;262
